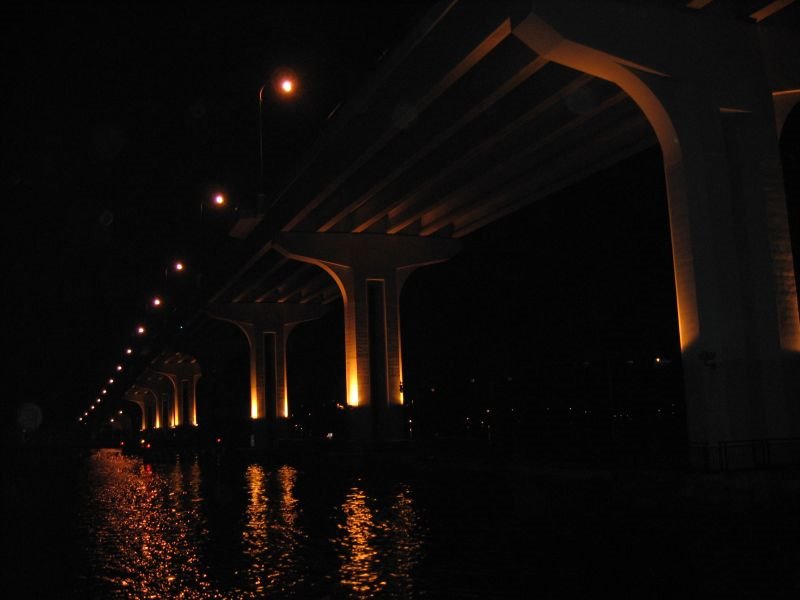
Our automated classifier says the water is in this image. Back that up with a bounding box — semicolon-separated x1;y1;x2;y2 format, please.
4;448;800;598
4;449;517;598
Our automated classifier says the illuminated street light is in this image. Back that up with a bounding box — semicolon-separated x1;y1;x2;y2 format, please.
165;261;185;279
257;70;298;212
116;364;123;372
101;389;107;395
125;347;133;356
200;193;227;217
136;325;146;336
108;378;114;384
152;296;162;307
90;405;95;411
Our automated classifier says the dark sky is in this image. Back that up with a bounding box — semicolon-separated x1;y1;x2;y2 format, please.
6;2;799;435
6;2;433;430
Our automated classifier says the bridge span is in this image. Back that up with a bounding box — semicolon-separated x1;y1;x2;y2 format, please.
127;0;800;467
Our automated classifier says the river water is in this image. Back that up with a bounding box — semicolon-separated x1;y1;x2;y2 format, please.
4;447;800;598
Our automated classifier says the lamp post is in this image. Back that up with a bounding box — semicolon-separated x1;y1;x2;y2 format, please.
257;73;297;213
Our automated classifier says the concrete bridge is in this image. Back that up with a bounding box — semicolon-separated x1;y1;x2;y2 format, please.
127;0;800;467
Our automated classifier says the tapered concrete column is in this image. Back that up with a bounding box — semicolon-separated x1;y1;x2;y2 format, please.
274;233;460;441
207;303;328;437
514;1;800;466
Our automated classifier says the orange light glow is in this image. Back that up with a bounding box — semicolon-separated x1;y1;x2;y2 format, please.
152;297;162;307
280;78;294;94
348;376;359;407
213;194;225;206
136;326;146;335
174;261;184;272
250;393;260;420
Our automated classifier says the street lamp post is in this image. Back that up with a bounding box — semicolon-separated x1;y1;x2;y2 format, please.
257;73;296;213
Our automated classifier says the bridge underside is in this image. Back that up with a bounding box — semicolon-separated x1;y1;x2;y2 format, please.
201;0;799;466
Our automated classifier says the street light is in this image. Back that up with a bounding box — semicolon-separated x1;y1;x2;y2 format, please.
164;260;185;279
257;71;297;212
200;193;227;217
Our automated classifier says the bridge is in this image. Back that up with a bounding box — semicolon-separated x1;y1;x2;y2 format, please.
124;0;800;468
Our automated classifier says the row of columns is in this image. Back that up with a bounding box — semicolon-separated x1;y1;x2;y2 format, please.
124;356;201;431
125;3;799;466
209;233;460;443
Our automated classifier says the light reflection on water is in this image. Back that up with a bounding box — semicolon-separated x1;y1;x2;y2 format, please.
241;464;307;597
81;449;427;598
335;484;424;598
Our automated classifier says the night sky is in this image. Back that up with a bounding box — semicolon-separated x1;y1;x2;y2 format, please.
6;2;799;439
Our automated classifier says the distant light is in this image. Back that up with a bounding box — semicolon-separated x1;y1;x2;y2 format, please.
118;410;123;415
152;297;162;307
110;418;114;423
101;389;107;394
116;364;123;372
655;357;662;364
84;412;88;416
146;443;151;449
78;417;83;422
136;326;146;335
174;261;184;272
125;348;133;355
120;441;125;447
280;78;294;94
90;405;95;410
108;378;114;384
216;437;222;443
213;194;225;206
96;398;101;403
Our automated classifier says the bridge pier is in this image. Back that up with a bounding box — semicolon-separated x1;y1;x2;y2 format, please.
514;0;800;467
207;302;327;448
275;232;460;443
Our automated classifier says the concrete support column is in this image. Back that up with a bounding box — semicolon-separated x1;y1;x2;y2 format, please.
274;233;460;441
208;303;328;442
124;387;158;431
513;1;800;467
135;399;148;430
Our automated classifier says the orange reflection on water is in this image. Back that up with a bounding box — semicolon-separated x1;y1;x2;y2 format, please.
86;449;217;598
337;484;424;598
241;463;306;597
339;487;383;595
